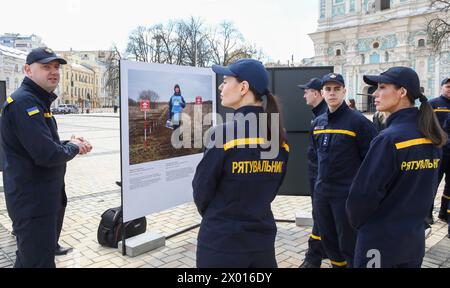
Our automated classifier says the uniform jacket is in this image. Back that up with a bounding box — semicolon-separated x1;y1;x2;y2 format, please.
429;95;450;128
430;95;450;153
307;100;328;192
311;102;377;197
192;106;289;253
346;108;441;267
1;77;79;220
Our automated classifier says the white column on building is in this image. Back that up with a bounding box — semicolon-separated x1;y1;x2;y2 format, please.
355;0;362;13
435;55;441;98
325;0;333;19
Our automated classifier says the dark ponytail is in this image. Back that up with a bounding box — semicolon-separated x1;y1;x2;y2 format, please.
237;78;287;145
264;91;286;146
402;88;447;147
418;101;447;147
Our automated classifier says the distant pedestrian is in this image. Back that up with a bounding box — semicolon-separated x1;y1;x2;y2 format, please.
372;111;390;132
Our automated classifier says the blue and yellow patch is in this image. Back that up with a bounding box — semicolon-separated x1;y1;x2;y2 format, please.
26;107;40;116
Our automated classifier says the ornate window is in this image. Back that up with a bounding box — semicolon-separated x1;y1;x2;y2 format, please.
370;52;380;64
418;39;426;48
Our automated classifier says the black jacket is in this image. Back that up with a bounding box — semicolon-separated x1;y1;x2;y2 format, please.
307;100;328;192
347;108;441;267
1;77;79;220
192;106;289;253
311;102;377;197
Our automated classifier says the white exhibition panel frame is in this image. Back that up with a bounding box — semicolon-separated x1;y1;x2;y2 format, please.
120;60;216;222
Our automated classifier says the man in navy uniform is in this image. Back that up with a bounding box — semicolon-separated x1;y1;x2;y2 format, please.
429;77;450;224
297;78;327;268
1;47;92;268
311;73;377;268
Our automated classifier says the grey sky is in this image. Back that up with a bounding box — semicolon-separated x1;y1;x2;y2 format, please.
0;0;319;63
128;69;213;103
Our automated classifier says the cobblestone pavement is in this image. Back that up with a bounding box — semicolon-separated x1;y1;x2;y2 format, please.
0;114;448;268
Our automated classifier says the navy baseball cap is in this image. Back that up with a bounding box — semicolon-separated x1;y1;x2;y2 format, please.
26;47;67;65
298;78;323;91
364;67;426;101
212;59;269;95
442;77;450;86
322;73;345;87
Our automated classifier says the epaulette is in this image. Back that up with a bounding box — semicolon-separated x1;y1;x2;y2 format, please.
2;96;14;110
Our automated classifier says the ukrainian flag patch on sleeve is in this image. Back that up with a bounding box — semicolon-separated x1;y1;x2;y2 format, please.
27;107;40;116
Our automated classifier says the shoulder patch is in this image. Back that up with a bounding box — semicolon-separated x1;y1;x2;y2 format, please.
2;96;14;110
26;106;40;116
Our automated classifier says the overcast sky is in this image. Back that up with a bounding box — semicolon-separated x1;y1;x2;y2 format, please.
1;0;319;63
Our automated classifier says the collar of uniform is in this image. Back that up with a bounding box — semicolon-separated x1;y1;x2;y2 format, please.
22;77;58;108
234;105;264;116
386;107;419;128
312;100;327;117
327;101;349;119
440;95;450;104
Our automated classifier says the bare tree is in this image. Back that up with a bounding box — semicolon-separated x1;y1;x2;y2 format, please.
126;26;153;62
208;22;264;65
208;21;243;65
152;22;177;64
139;89;160;103
104;45;121;106
427;0;450;52
124;18;264;67
179;17;211;67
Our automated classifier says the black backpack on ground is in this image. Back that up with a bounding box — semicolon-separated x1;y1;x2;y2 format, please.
97;206;147;248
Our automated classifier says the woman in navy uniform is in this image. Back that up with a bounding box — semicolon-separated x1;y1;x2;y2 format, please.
311;73;377;268
441;113;450;237
429;77;450;224
192;59;289;268
297;78;327;268
347;67;447;268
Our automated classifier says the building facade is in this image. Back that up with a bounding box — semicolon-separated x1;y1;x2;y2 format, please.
57;62;98;110
310;0;450;111
0;45;27;97
0;33;45;52
56;50;114;109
